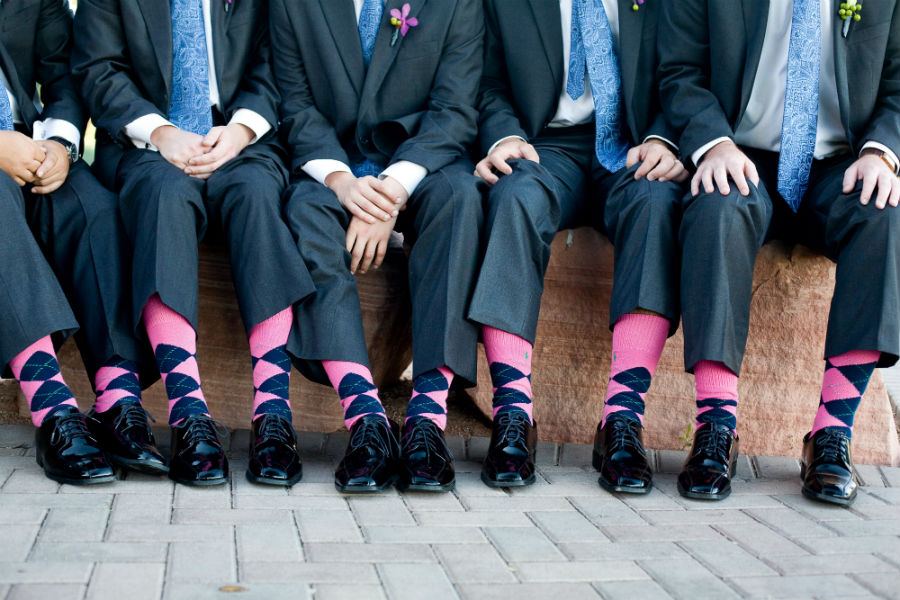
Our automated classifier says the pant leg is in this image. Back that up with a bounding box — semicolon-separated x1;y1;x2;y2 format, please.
204;139;315;334
27;161;155;382
0;173;77;376
599;164;684;333
396;157;484;386
467;134;593;344
800;156;900;368
679;167;774;375
283;176;370;385
115;149;207;331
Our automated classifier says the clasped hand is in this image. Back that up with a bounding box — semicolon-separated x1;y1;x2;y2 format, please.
151;123;255;179
0;131;70;194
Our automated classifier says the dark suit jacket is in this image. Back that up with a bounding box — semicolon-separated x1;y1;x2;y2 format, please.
0;0;83;134
657;0;900;162
71;0;278;154
478;0;674;156
269;0;483;175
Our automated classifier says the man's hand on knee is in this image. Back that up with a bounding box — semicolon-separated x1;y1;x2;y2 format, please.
691;139;759;197
474;137;539;185
843;150;900;210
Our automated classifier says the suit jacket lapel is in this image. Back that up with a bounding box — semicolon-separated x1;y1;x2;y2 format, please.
739;0;769;122
617;0;642;140
210;0;228;91
321;0;365;97
359;0;426;119
138;0;173;96
528;0;563;92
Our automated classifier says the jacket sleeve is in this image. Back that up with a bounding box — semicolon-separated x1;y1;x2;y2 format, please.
35;0;84;130
858;0;899;157
223;0;280;129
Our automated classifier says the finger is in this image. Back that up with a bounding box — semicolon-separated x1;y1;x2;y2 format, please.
346;200;377;224
713;165;732;195
874;174;891;209
489;154;513;175
889;179;900;207
701;167;716;195
626;146;641;169
31;179;65;194
186;153;233;175
27;159;43;174
842;165;858;194
349;237;364;274
202;127;223;147
634;153;660;180
521;144;540;163
359;238;377;273
729;164;749;196
860;170;877;205
12;175;26;186
365;179;403;212
745;160;760;187
36;152;58;179
691;170;701;196
345;228;357;254
373;238;387;270
188;143;230;166
661;161;685;183
355;194;392;221
644;157;672;182
474;160;499;184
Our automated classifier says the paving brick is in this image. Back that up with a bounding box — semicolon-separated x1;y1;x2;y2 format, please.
513;560;647;582
233;494;347;511
304;542;434;563
1;470;59;493
528;510;608;543
796;535;900;557
679;538;777;577
295;509;360;543
879;466;899;487
364;525;484;544
40;507;109;542
296;459;336;484
30;541;167;564
774;493;863;521
457;583;601;600
460;496;572;512
560;541;689;561
445;435;467;461
288;483;353;497
311;584;383;600
592;579;672;600
672;493;783;511
639;558;740;599
715;522;810;557
323;432;350;458
451;459;483;474
0;493;113;508
106;523;232;544
640;509;754;526
237;523;303;563
377;563;457;600
0;525;39;561
854;464;886;487
60;476;172;495
297;431;326;456
241;562;378;584
559;443;593;468
767;553;896;576
433;543;517;584
168;541;236;583
538;470;597;486
863;486;900;504
164;583;312;600
743;507;837;539
466;437;489;462
401;491;464;512
173;484;230;509
729;574;870;598
0;562;91;583
732;454;755;480
849;571;900;598
7;584;85;600
231;472;292;496
602;524;723;543
568;496;646;526
825;518;900;537
0;457;34;469
110;493;171;524
656;449;688;474
754;456;801;479
87;562;164;600
452;472;507;497
484;526;566;562
348;496;415;527
415;510;531;527
173;509;294;525
618;490;685;511
535;441;559;466
0;507;44;525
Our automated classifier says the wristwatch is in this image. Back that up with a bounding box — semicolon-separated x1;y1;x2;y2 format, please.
877;150;898;176
48;136;80;164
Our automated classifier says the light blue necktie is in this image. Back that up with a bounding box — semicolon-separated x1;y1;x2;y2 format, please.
359;0;383;70
169;0;213;136
777;0;820;212
567;0;629;172
0;78;14;131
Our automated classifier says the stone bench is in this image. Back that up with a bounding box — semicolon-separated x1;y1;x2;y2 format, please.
3;230;898;465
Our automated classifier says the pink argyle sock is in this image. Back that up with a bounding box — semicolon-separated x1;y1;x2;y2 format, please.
483;326;534;424
322;360;387;429
811;350;880;438
694;360;738;434
92;357;142;413
249;308;294;421
405;366;454;430
10;336;79;426
601;313;670;427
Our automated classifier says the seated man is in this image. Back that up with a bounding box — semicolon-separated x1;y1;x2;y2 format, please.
270;0;484;492
659;0;899;503
72;0;316;486
0;0;161;484
471;0;687;491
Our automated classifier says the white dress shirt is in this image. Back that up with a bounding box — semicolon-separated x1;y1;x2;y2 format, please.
300;0;428;197
1;68;81;152
692;0;898;172
124;0;271;150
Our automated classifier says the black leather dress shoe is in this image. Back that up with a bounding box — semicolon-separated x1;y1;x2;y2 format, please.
88;403;168;475
481;411;537;487
396;417;455;492
592;415;652;494
800;427;858;506
35;406;116;485
334;415;400;493
677;423;739;500
169;414;228;486
247;413;302;486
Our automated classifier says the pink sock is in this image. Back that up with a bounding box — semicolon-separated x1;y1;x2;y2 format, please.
249;308;294;421
602;313;670;426
143;295;209;425
694;360;738;434
483;326;534;424
321;360;387;429
93;357;141;413
406;366;454;430
9;336;79;426
811;350;880;438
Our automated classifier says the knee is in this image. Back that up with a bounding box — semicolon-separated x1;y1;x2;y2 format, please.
0;173;23;210
487;166;553;222
683;186;771;235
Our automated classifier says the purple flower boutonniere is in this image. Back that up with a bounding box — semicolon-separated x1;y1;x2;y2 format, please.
838;1;862;37
631;0;645;11
390;3;419;46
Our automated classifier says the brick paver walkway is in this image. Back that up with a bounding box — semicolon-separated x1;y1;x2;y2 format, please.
0;425;897;600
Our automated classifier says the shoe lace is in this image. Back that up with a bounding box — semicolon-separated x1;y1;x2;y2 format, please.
496;411;529;449
695;425;731;463
179;416;226;446
814;429;848;463
609;418;642;453
349;417;391;456
50;412;94;446
404;419;452;461
258;414;294;445
112;403;155;435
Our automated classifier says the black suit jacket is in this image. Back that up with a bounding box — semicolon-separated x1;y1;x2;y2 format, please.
478;0;674;156
0;0;83;133
657;0;900;162
269;0;483;175
71;0;278;150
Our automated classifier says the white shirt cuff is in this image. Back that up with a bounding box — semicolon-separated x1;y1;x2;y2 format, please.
229;108;272;144
644;135;678;153
124;113;174;151
861;141;899;175
487;135;527;157
302;159;352;186
691;136;732;167
381;161;428;197
33;119;81;154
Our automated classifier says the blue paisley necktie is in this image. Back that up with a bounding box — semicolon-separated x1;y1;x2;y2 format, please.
359;0;383;70
169;0;213;135
777;0;820;212
0;77;14;131
567;0;629;172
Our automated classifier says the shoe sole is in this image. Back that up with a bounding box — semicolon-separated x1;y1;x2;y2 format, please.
480;471;536;488
246;470;303;487
593;450;653;494
36;455;117;486
395;479;456;493
109;454;169;476
335;473;399;494
677;484;732;501
169;474;229;487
